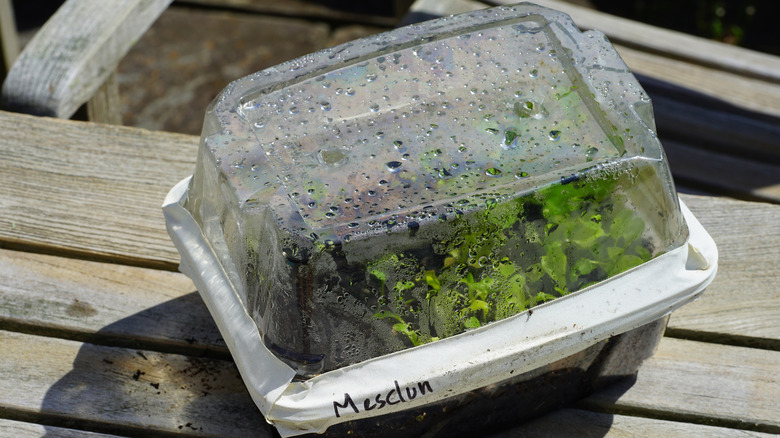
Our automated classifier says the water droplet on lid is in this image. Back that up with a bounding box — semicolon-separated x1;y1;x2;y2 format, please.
485;167;502;177
503;129;519;149
549;130;562;141
346;88;355;96
375;131;385;139
393;140;405;152
515;171;529;178
368;190;377;196
485;127;499;135
386;161;403;173
317;148;349;167
366;73;377;82
320;101;331;111
529;69;538;78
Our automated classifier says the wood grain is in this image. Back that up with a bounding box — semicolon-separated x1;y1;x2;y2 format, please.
0;0;18;77
1;109;779;345
1;330;776;436
1;0;172;118
0;419;124;438
507;408;777;438
668;196;780;348
0;248;226;356
493;0;780;84
0;330;273;437
0;110;197;269
582;338;780;433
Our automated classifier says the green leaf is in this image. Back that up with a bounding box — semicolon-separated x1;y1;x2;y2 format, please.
464;316;481;328
569;219;605;248
534;292;556;303
392;322;421;346
370;269;386;283
374;310;403;323
541;244;567;289
394;280;415;292
424;270;441;291
470;299;489;314
572;257;597;277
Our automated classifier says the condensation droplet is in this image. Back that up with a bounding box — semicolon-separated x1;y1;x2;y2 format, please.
386;161;403;173
485;167;502;177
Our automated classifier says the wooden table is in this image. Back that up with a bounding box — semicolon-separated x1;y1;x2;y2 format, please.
2;1;780;435
0;110;778;437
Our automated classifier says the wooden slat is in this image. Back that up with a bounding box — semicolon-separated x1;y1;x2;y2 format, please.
581;338;780;434
86;72;123;125
1;110;779;345
664;139;780;204
177;0;402;27
0;248;226;356
668;196;780;349
0;419;124;438
1;330;776;436
490;0;780;84
1;0;172;118
616;44;780;120
505;408;778;438
0;0;18;77
0;330;272;437
0;110;197;269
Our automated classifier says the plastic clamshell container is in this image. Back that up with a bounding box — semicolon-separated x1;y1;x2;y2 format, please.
163;3;717;436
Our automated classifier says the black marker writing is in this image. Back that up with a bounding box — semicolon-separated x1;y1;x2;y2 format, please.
333;380;433;418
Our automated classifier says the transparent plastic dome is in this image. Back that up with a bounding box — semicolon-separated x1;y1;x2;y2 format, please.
184;3;687;377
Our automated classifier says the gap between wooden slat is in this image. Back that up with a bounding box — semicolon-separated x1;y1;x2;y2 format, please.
664;328;780;353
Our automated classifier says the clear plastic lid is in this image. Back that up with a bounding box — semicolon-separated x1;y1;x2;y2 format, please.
185;3;687;377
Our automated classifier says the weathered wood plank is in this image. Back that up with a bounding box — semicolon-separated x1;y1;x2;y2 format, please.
0;419;124;438
491;0;780;84
1;110;779;344
616;44;780;119
1;0;172;118
0;110;197;269
0;248;226;356
664;138;780;204
177;0;402;27
581;338;780;434
506;408;777;438
2;331;776;436
668;196;780;349
0;0;18;77
86;72;122;125
0;330;272;437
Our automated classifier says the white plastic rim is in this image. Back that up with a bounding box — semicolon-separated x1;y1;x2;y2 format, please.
163;176;718;437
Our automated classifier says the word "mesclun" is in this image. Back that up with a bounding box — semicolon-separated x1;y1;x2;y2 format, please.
333;380;433;418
